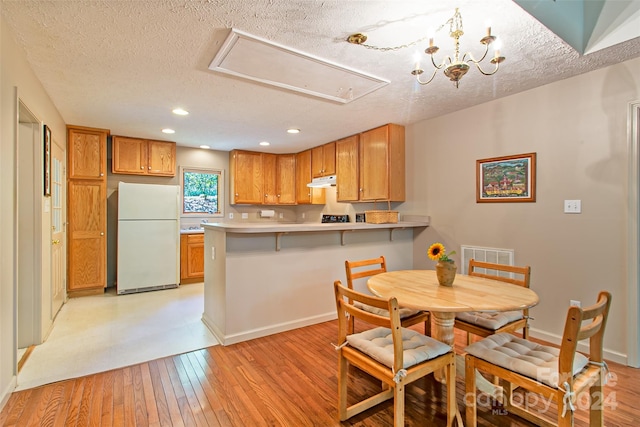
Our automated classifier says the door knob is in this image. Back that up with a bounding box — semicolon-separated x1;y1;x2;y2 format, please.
52;239;60;245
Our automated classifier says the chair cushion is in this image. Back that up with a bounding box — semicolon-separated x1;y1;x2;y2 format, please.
346;327;451;369
456;310;524;330
355;301;421;319
465;333;589;387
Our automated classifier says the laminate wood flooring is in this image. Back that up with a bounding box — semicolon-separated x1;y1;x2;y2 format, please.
3;319;637;426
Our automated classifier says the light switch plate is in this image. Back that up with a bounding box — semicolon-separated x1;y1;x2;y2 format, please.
242;212;248;219
564;200;581;214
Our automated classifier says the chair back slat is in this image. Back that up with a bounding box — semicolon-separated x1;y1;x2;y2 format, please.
559;291;612;382
468;259;531;288
345;256;387;290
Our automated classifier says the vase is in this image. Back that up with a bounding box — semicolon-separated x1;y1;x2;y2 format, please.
436;261;457;287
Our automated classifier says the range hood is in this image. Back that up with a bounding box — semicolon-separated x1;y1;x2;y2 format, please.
307;175;336;188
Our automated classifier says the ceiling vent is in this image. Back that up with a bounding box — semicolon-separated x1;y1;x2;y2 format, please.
208;29;389;104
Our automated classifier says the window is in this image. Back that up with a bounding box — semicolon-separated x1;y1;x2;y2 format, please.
180;167;224;217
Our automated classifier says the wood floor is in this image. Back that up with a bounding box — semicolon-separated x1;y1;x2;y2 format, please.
1;320;637;426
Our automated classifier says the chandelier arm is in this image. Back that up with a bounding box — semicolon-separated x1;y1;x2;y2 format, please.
430;54;451;71
461;43;490;65
415;68;439;86
472;61;501;76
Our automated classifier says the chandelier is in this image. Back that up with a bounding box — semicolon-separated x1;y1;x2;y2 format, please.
347;8;505;88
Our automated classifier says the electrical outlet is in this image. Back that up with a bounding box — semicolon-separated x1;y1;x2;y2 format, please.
570;300;581;308
302;213;305;219
279;212;284;219
242;212;248;219
211;246;215;260
564;200;582;214
228;212;234;219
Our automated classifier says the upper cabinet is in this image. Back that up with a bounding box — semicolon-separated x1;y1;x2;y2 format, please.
68;125;107;180
359;124;405;202
230;150;264;205
335;135;360;202
295;150;325;205
311;141;336;178
112;135;176;176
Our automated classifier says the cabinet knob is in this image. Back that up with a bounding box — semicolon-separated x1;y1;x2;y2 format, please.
235;193;239;196
277;194;280;198
100;173;104;177
141;166;144;170
100;232;104;236
148;166;151;170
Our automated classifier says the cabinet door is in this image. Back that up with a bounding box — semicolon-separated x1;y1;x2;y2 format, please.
360;125;391;201
322;141;336;176
277;154;296;205
263;153;278;205
112;136;146;174
336;135;359;201
68;126;107;180
296;150;313;204
311;146;324;178
67;180;106;291
148;140;176;176
180;234;204;282
231;150;264;204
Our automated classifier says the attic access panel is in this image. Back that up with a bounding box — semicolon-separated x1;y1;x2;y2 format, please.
209;29;389;104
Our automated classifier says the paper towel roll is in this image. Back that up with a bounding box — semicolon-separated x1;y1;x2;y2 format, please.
260;209;275;218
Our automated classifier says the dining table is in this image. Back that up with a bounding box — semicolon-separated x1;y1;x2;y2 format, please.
367;269;540;392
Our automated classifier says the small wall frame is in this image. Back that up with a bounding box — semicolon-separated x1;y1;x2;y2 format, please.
476;152;536;203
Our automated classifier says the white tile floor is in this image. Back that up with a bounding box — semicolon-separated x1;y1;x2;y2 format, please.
17;283;218;391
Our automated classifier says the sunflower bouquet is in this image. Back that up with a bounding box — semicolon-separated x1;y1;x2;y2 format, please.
427;242;456;263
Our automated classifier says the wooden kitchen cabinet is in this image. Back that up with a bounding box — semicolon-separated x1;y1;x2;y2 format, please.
295;150;325;204
67;125;109;296
335;134;360;202
112;135;176;176
275;153;296;205
180;234;204;283
311;141;336;178
68;125;107;180
359;123;405;202
230;150;264;204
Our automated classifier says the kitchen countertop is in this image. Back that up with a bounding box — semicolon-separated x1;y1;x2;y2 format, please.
202;220;429;234
180;228;205;234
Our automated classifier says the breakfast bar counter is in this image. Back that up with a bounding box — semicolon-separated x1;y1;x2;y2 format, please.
201;218;428;345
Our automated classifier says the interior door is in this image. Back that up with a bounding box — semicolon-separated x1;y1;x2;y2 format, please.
51;140;65;315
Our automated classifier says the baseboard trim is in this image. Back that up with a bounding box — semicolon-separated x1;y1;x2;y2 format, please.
0;375;17;413
202;312;337;346
530;327;627;365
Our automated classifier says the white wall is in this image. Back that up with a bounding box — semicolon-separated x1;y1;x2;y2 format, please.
1;15;67;408
404;56;640;362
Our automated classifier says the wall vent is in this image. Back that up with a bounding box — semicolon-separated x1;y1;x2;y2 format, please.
460;245;515;277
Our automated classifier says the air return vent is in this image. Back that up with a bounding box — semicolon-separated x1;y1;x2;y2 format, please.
461;245;515;277
208;29;389;104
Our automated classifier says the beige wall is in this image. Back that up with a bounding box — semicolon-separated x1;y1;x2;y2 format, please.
1;15;67;406
404;56;640;360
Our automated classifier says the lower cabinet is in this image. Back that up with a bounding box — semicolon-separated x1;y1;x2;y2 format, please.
180;234;204;284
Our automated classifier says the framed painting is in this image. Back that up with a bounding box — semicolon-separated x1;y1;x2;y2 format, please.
476;152;536;203
43;124;51;196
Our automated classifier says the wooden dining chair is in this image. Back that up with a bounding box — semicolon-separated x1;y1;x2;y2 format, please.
345;256;431;335
333;280;459;427
464;290;611;427
455;259;531;344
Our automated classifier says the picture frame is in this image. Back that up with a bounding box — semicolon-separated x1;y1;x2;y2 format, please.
43;124;51;196
476;152;536;203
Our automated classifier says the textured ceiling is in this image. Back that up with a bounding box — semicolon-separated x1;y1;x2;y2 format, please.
2;0;640;153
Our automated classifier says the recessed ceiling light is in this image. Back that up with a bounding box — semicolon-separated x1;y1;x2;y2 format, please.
287;128;300;134
200;145;211;149
259;141;270;146
162;128;176;134
172;108;189;116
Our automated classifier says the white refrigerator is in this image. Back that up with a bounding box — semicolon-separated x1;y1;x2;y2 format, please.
117;182;180;294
